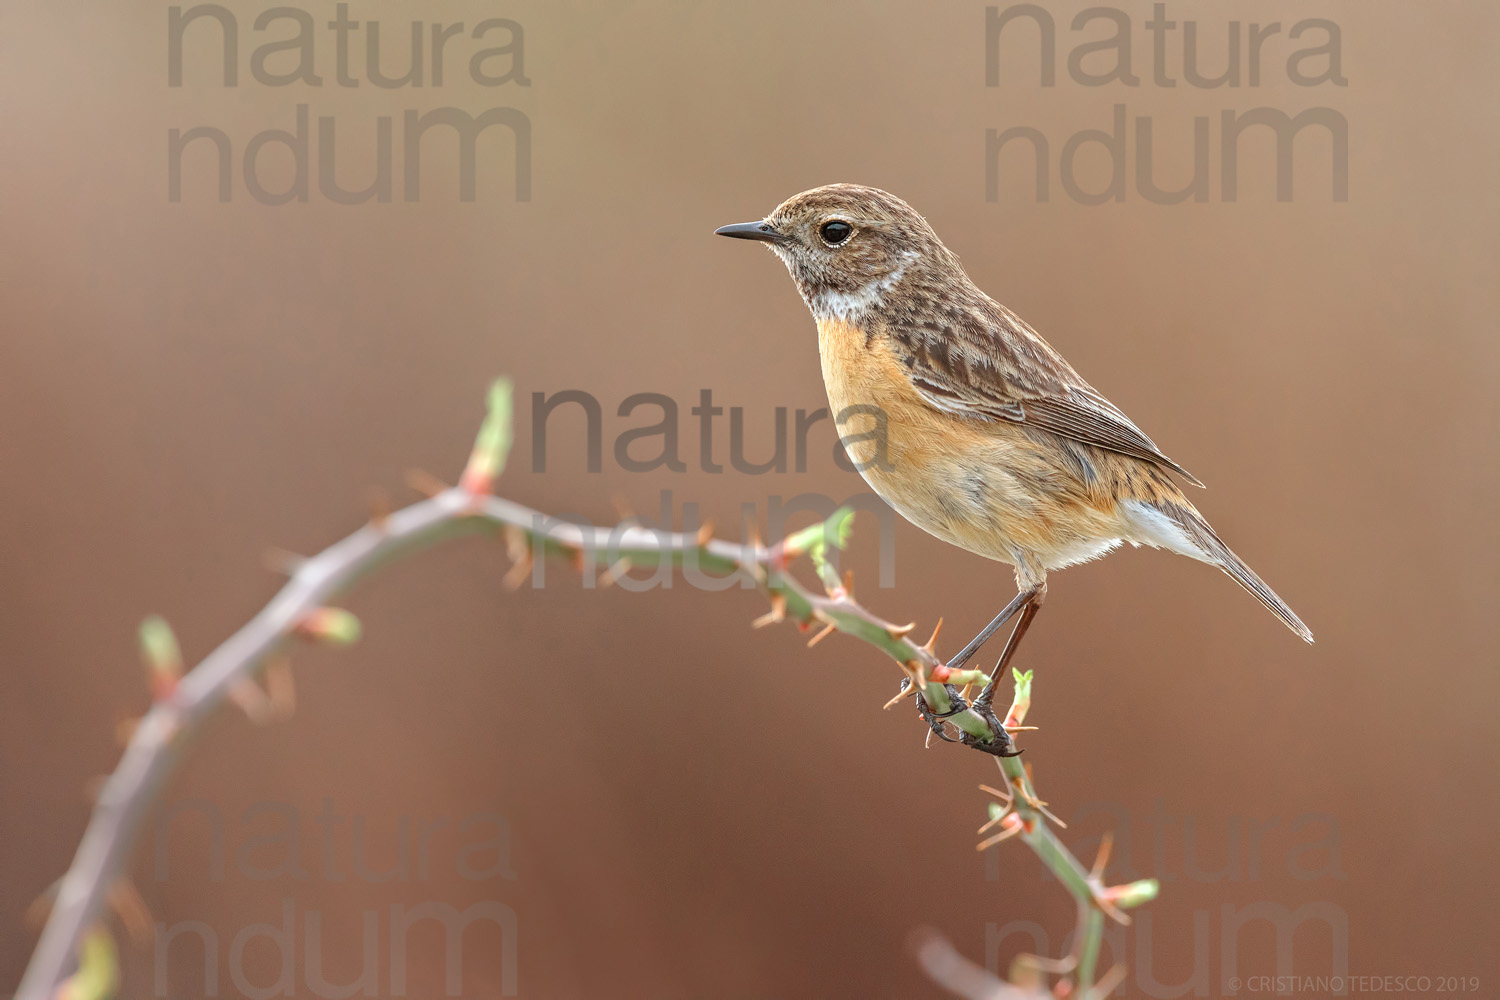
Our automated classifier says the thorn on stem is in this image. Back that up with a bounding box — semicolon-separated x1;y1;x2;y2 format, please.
1093;896;1131;926
262;548;306;576
501;526;533;591
976;813;1026;851
501;552;533;591
265;658;297;718
886;621;917;640
751;594;786;629
229;678;278;725
25;879;59;930
107;879;154;946
1013;775;1066;829
597;557;633;588
1089;964;1129;999
806;621;837;648
404;468;450;498
921;617;944;656
900;659;928;692
1091;831;1115;880
501;524;528;558
366;487;393;530
979;783;1014;805
978;811;1008;834
881;684;914;711
114;716;140;747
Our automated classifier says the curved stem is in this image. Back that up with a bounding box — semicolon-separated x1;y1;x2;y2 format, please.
17;383;1134;1000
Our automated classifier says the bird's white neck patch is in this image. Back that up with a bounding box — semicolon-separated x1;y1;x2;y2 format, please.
802;251;918;323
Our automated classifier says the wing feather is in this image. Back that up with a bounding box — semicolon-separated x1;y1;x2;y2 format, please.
889;295;1203;487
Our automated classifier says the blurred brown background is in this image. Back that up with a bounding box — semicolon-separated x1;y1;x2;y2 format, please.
2;2;1496;997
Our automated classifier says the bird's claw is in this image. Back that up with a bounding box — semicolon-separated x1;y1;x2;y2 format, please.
914;683;967;743
960;698;1023;757
895;679;1023;757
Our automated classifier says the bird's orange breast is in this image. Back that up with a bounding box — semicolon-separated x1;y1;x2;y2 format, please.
814;316;1135;575
815;316;933;461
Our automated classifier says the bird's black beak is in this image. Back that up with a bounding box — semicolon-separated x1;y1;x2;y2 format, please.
715;221;785;243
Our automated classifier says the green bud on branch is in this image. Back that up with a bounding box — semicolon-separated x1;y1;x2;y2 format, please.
1102;878;1160;910
296;608;362;646
138;616;182;700
56;928;117;1000
460;378;515;495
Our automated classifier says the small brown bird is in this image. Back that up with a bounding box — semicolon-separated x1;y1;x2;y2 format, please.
717;184;1311;714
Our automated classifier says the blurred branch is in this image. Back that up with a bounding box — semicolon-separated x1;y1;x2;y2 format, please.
909;927;1045;1000
17;378;1153;1000
911;673;1160;1000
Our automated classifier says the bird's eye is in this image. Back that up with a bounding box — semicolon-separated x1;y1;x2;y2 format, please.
820;220;853;246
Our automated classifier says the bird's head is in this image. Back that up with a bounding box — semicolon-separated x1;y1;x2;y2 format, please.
716;184;961;323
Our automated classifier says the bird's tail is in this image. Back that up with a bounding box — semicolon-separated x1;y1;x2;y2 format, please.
1156;502;1314;644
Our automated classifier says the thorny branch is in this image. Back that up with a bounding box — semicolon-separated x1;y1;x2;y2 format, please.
18;379;1155;1000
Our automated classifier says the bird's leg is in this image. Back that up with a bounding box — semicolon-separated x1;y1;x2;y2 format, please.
944;588;1035;673
957;593;1043;759
887;584;1043;758
973;583;1047;712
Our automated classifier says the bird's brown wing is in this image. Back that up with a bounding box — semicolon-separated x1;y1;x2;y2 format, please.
886;295;1204;487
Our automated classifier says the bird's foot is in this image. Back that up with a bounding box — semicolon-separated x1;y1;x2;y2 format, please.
914;683;967;743
960;697;1023;758
891;679;1023;757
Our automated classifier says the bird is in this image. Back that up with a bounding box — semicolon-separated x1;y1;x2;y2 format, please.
715;184;1312;732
